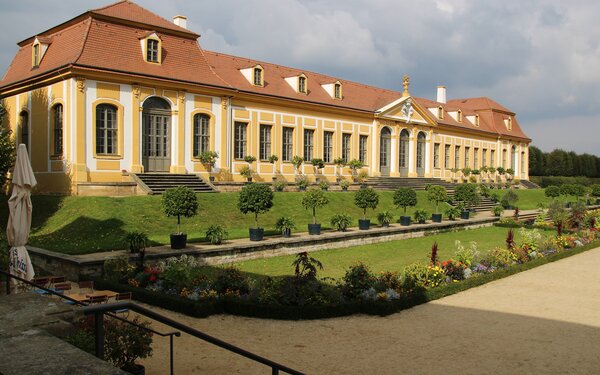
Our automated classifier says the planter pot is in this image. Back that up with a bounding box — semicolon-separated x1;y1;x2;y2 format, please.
360;183;367;189
358;219;371;230
209;176;215;182
381;222;390;227
247;177;253;182
431;213;443;223
282;228;292;238
121;363;145;375
308;223;321;235
417;219;426;224
170;233;187;249
336;177;341;183
341;187;348;192
272;177;277;181
298;186;307;191
400;216;411;226
460;210;470;220
249;228;264;241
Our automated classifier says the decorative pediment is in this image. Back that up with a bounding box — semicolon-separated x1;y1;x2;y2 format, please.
375;96;436;126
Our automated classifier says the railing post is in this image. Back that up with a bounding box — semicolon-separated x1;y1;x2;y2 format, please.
94;312;105;360
272;368;279;375
170;334;175;375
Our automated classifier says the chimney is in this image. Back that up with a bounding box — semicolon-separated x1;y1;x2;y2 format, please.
437;86;447;104
173;15;187;29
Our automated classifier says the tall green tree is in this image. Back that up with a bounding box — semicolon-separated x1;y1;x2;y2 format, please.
0;103;16;187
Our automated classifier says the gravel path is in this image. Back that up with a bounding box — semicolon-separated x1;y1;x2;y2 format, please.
140;247;600;374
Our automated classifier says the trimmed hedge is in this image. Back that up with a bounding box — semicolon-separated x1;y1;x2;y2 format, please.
92;238;600;320
530;176;600;187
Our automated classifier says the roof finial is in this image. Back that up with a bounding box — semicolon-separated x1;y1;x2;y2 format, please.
402;74;410;97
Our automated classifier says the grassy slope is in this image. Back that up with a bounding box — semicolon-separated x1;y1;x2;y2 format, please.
234;225;555;279
0;188;563;254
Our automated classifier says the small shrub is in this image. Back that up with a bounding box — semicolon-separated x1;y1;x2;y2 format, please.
124;231;149;254
268;154;279;164
292;251;323;280
205;225;228;245
413;209;428;223
339;179;350;190
104;256;135;280
319;180;330;191
488;247;517;268
213;266;250;295
446;206;461;220
272;180;286;192
275;216;296;234
311;158;325;169
239;165;252;179
374;271;402;292
302;188;329;224
330;213;352;231
357;170;369;183
291;155;304;170
377;211;394;226
454;240;479;267
104;316;154;369
545;185;561;199
243;155;257;164
501;189;519;208
492;204;504;217
296;175;309;189
342;262;375;299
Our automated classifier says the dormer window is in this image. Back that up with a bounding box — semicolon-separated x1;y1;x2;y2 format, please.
298;75;307;94
475;114;480;127
437;106;444;119
32;43;40;67
504;117;512;130
140;33;162;64
334;83;342;99
253;67;263;86
147;39;158;62
457;110;463;123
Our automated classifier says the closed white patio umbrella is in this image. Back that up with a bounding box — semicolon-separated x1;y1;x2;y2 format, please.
6;144;37;290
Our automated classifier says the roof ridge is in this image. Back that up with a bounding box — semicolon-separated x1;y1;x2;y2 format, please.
89;0;129;13
197;47;232;89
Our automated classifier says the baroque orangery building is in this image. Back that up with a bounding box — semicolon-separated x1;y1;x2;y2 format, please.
0;1;531;195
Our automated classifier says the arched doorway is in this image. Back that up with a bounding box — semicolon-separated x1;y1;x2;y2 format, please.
416;131;426;177
399;129;409;177
379;127;391;176
511;145;517;172
142;97;171;172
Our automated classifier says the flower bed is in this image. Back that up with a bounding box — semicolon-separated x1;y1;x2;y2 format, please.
95;210;600;320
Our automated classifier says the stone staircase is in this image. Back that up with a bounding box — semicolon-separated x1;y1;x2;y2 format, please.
133;173;214;194
366;177;496;212
520;180;541;189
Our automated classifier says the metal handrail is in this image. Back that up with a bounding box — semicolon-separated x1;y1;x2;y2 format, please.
83;301;305;375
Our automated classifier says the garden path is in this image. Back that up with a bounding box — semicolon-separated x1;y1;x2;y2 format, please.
139;245;600;374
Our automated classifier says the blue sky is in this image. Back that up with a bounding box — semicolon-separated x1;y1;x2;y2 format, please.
1;0;599;156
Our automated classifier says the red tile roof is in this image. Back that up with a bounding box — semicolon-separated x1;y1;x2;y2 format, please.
0;0;529;142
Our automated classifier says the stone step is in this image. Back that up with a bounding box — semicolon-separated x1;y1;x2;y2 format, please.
134;173;214;194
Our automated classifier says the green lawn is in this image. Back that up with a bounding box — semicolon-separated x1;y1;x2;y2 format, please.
234;225;555;280
0;188;561;254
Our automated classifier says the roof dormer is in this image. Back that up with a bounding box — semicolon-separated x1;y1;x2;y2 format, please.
504;116;512;130
466;114;480;127
240;64;264;87
31;36;51;68
285;73;308;94
438;106;444;120
139;32;162;64
321;80;343;100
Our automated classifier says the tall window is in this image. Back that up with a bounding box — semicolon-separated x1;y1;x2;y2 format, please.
303;129;314;161
455;146;460;168
490;149;495;167
444;144;450;169
433;143;440;168
482;149;487;167
33;44;40;67
19;111;28;150
474;147;479;169
146;39;159;63
334;83;342;99
342;133;351;163
298;76;307;93
465;147;470;168
253;68;262;86
511;146;517;171
521;152;526;176
96;104;118;155
282;127;293;162
323;131;333;163
399;129;409;168
259;124;272;160
359;135;368;164
193;114;210;157
502;149;507;168
234;122;247;159
52;104;63;155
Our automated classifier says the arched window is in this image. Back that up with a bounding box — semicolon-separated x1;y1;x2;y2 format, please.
399;129;409;168
52;104;63;155
193;114;210;157
19;111;29;150
96;104;118;155
416;132;426;170
511;145;517;171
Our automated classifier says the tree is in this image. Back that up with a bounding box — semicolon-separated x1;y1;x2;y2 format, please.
354;187;379;219
545;185;561;199
0;103;16;188
162;186;199;234
238;183;274;228
301;188;329;224
454;183;480;209
393;188;417;215
426;185;448;214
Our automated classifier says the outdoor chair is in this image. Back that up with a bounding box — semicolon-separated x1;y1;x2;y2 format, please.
78;280;94;293
88;295;108;304
114;292;132;317
31;277;51;295
53;282;72;295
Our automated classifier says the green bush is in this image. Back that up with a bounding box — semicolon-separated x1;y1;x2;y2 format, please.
205;225;228;245
342;262;375;299
377;211;394;226
275;216;296;234
319;180;329;191
124;231;149;254
393;188;417;215
238;183;274;228
272;180;286;192
104;316;153;369
445;206;461;220
545;185;561;198
591;184;600;197
493;204;505;217
426;185;448;214
530;176;600;187
162;186;199;234
213;266;250;295
302;188;329;224
103;256;135;280
295;175;309;189
330;213;352;231
354;187;379;219
311;158;325;169
413;209;428;223
198;151;218;168
0;107;16;188
454;183;480;209
501;189;519;208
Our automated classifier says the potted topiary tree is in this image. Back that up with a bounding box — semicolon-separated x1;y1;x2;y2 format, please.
354;187;379;230
413;209;428;224
242;155;257;182
268;154;279;180
501;189;519;210
124;231;149;271
275;216;296;238
339;179;350;191
302;187;329;235
454;183;480;219
296;175;309;191
347;159;364;182
311;158;325;179
291;155;304;175
393;187;417;226
426;185;448;223
506;168;514;181
104;316;154;374
461;167;472;183
333;157;345;182
450;168;460;183
162;186;199;249
199;151;218;181
238;183;274;241
496;166;506;182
